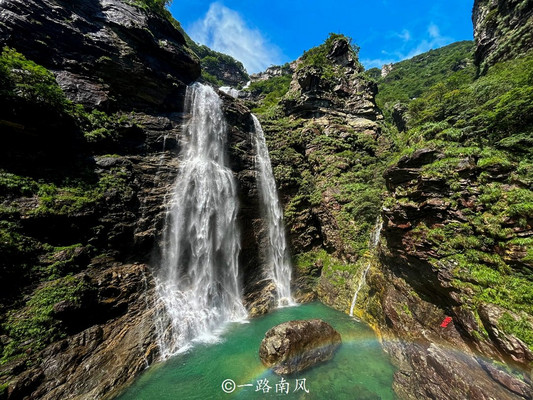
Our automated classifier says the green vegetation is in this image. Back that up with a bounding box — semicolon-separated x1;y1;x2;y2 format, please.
0;46;140;148
475;0;533;74
299;33;362;76
170;22;249;86
0;165;130;304
0;49;138;366
380;48;533;345
246;74;292;113
1;276;95;364
246;35;389;303
130;0;174;19
262;113;386;258
374;41;474;118
0;46;68;110
194;46;249;86
130;1;247;86
498;313;533;348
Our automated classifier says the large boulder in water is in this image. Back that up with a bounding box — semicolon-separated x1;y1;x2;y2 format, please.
259;319;341;375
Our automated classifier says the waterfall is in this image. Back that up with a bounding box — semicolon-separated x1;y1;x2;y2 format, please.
155;83;247;358
251;115;294;307
219;86;242;99
349;218;383;317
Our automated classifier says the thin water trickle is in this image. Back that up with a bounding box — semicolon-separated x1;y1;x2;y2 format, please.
349;218;383;317
154;83;247;359
251;115;294;306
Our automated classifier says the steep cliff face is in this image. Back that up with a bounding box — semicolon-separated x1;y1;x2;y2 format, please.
369;147;532;399
0;0;200;109
362;7;533;398
0;1;264;398
473;0;533;73
251;24;532;399
253;35;388;311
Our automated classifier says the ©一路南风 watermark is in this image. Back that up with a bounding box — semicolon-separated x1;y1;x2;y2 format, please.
221;377;309;394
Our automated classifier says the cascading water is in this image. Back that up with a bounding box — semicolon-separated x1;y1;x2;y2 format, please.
155;83;247;358
251;115;294;306
349;217;383;317
219;86;242;99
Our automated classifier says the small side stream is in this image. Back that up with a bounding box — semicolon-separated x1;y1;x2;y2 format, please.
116;302;396;400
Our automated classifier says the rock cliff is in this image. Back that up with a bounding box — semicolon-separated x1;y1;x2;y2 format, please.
369;148;533;399
473;0;533;73
1;0;532;399
255;35;385;311
363;2;533;397
0;0;264;398
0;0;200;110
252;25;532;400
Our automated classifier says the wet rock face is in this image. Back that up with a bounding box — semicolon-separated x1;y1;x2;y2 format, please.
259;319;341;375
3;263;158;400
218;92;269;315
372;269;533;400
472;0;533;73
0;0;200;110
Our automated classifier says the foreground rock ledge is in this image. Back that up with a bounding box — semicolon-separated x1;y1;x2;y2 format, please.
259;319;341;375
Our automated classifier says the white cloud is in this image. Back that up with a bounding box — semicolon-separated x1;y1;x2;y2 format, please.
360;57;396;69
404;23;450;59
189;2;282;74
362;23;452;69
395;29;411;42
428;23;440;39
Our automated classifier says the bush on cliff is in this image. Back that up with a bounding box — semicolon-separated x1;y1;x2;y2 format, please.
0;47;67;110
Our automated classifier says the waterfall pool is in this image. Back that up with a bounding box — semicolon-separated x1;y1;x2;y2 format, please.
116;302;397;400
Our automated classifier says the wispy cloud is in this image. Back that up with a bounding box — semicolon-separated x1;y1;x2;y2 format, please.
189;2;282;74
394;29;411;42
404;22;451;59
428;23;440;39
360;57;396;69
361;23;451;69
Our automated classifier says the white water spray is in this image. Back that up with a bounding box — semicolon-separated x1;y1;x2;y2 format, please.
219;86;242;99
155;83;247;358
349;218;383;317
251;115;294;306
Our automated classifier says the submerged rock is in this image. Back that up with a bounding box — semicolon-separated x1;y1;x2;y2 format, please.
259;319;341;375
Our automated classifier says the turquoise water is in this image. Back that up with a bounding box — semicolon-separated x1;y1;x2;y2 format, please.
116;302;397;400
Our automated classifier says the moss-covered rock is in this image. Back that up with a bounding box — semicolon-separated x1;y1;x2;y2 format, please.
473;0;533;74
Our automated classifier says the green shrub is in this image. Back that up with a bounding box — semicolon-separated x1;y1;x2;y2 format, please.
0;171;38;196
0;47;67;109
132;0;172;13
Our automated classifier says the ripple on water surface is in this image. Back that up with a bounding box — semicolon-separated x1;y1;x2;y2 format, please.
116;302;397;400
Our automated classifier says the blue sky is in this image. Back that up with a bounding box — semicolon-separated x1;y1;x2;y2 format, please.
169;1;474;73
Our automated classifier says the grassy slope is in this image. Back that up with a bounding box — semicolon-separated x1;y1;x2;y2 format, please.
373;41;474;114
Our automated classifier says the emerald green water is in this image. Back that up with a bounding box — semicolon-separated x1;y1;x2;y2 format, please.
116;302;396;400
